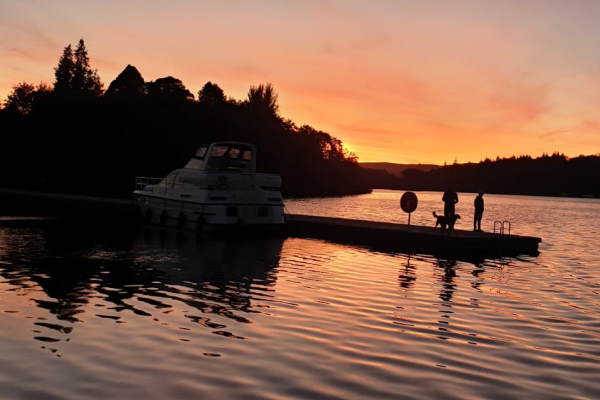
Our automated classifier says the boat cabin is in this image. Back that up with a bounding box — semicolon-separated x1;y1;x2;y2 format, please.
184;142;256;173
133;141;284;227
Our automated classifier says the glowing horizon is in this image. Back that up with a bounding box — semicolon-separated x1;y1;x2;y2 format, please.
1;0;599;164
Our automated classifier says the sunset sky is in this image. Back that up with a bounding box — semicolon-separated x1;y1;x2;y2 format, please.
2;0;600;164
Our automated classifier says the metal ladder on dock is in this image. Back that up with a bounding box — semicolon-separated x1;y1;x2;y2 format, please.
493;220;511;235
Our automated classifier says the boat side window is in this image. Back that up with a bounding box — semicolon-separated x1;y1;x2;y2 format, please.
228;148;241;158
242;150;252;161
211;145;229;157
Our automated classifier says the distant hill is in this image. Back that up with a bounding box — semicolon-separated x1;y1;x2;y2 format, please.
368;153;600;198
360;162;439;176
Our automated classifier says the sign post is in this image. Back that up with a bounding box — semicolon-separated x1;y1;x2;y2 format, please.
400;191;418;225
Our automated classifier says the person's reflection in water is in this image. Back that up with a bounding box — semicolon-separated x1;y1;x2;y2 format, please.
438;258;457;303
436;258;457;340
463;262;484;313
470;261;486;291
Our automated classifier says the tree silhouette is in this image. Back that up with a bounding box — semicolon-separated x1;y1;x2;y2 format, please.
362;152;600;197
247;83;278;114
105;65;146;99
146;76;194;102
5;83;39;115
198;81;225;105
54;44;75;94
53;39;103;97
3;39;598;199
72;39;103;95
0;39;374;198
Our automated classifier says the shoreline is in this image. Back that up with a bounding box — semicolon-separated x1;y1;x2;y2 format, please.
369;187;600;200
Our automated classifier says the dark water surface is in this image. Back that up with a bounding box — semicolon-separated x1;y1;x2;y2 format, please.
1;191;599;399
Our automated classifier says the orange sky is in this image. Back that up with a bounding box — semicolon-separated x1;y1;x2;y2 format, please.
1;0;600;164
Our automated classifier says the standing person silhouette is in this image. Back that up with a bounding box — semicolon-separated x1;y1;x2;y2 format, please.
442;188;458;219
474;192;484;232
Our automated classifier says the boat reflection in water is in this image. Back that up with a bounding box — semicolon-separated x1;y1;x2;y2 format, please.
0;223;284;356
130;227;283;320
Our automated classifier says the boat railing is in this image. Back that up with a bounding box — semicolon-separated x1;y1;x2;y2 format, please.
135;176;163;191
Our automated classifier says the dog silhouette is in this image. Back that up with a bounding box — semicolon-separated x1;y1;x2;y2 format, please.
433;211;461;231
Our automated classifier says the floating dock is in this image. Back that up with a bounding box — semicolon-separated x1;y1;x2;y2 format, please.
0;188;541;258
286;214;541;258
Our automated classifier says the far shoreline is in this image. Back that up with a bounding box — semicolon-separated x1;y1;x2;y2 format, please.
310;187;600;201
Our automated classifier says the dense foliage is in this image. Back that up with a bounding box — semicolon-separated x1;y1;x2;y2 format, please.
366;154;600;197
2;40;596;200
0;40;369;198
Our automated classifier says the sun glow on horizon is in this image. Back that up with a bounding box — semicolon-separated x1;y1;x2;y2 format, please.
1;1;599;164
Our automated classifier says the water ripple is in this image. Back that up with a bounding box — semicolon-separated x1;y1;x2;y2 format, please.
0;193;599;398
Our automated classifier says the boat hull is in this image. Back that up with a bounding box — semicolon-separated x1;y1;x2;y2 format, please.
133;192;285;230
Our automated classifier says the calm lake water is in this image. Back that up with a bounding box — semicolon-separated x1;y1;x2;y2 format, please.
1;190;599;399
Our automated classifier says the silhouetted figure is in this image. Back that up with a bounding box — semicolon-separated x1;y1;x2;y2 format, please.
474;192;484;232
442;188;458;218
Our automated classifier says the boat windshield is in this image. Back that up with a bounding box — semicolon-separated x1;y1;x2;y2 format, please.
184;147;208;169
207;144;254;171
196;147;208;158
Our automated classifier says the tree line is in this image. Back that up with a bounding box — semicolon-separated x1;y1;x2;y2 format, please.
365;153;600;197
0;39;369;198
2;39;597;200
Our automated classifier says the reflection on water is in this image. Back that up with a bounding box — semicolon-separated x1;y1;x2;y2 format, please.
399;255;416;289
437;258;457;303
0;225;282;362
1;192;600;399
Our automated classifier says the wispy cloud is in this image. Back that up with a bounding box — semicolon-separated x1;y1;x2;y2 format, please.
2;1;600;162
538;128;576;139
488;83;549;124
5;47;43;62
539;120;600;139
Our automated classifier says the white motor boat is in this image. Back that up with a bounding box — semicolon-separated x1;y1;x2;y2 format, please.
133;142;285;230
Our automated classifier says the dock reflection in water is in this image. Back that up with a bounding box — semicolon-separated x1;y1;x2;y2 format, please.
0;211;599;399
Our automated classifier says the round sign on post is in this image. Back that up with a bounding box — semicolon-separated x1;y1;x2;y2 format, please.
400;191;418;225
